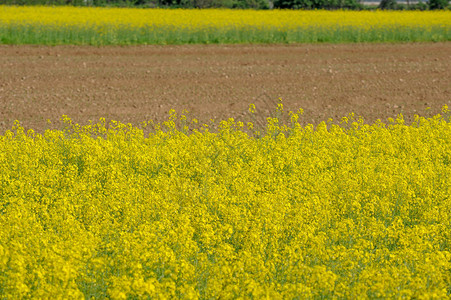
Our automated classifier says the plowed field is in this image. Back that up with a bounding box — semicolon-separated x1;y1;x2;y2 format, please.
1;43;450;133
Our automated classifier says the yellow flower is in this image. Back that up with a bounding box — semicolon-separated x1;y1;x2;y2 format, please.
1;108;450;298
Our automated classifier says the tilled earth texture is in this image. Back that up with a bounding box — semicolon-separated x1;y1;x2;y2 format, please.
1;43;450;134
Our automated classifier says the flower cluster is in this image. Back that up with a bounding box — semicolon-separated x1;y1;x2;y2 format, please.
0;107;450;298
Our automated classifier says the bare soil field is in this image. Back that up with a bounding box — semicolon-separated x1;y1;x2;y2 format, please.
1;43;450;134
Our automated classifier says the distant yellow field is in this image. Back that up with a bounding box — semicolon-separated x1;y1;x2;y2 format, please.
1;6;450;44
1;6;449;29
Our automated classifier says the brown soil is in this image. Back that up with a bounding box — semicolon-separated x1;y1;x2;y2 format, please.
1;43;450;134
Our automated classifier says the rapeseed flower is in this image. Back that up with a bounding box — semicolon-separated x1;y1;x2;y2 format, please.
0;109;450;298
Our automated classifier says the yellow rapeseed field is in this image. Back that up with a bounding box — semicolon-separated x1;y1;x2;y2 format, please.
1;5;450;44
1;105;450;298
1;6;449;30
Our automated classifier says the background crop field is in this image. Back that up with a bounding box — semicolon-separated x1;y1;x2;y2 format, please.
1;6;450;45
